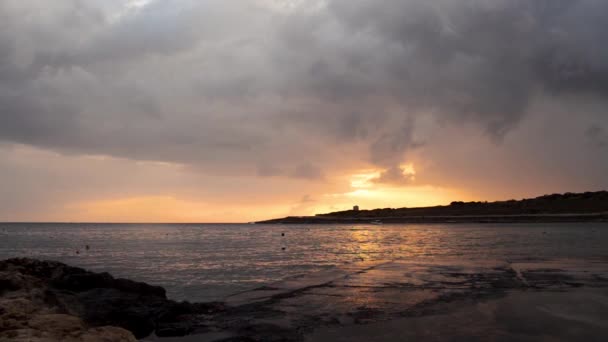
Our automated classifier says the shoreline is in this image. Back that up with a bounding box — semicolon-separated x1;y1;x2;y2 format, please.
3;257;608;341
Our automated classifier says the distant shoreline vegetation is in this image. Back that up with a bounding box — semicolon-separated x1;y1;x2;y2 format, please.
258;191;608;224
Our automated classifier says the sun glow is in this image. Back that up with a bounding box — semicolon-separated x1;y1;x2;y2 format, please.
400;163;416;180
350;170;382;189
350;163;417;189
331;164;469;213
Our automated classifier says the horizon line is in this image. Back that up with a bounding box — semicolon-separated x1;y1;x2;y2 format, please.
0;221;250;225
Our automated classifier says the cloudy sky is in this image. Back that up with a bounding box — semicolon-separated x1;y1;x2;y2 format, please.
1;0;607;222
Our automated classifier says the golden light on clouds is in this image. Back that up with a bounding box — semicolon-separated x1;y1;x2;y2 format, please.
350;170;382;189
400;163;416;180
336;185;461;210
301;164;469;216
0;144;476;222
38;155;469;222
60;165;465;223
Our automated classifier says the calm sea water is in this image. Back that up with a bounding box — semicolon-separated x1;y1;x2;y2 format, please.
1;223;607;302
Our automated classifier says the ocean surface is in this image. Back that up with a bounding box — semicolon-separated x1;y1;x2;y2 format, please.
1;223;607;302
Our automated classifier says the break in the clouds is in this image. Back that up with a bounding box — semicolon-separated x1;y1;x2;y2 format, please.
0;0;607;221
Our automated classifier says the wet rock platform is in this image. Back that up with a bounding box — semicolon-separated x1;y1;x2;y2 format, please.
147;258;608;341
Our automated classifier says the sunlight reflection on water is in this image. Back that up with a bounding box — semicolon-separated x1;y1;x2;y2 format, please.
0;223;607;302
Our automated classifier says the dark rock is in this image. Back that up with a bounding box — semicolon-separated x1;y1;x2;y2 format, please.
113;277;166;297
236;323;300;342
0;258;165;298
74;288;165;338
157;301;197;321
0;258;219;339
156;321;194;337
0;276;21;294
193;301;226;314
216;337;258;342
51;271;115;292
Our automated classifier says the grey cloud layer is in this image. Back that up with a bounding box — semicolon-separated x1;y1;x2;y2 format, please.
1;0;607;182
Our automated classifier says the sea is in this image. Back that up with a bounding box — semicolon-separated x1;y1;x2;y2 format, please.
1;223;607;302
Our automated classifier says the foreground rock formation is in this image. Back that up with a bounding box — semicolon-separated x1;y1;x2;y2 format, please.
0;258;223;340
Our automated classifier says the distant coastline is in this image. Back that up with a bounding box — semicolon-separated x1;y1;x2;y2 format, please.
257;191;608;224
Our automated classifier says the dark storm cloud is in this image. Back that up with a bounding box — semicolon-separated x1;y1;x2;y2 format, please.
373;166;416;185
368;118;420;167
0;93;79;147
290;162;325;180
321;0;608;134
586;124;608;148
0;0;607;182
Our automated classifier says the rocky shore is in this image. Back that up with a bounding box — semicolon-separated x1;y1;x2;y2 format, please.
0;258;223;341
2;257;608;341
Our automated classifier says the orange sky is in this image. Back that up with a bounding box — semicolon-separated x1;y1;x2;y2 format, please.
1;145;474;223
2;107;605;223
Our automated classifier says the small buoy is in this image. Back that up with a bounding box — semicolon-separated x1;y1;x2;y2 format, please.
282;247;286;250
76;250;80;255
85;245;90;250
281;233;285;237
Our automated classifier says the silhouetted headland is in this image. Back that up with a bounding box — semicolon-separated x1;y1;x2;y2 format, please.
258;191;608;224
